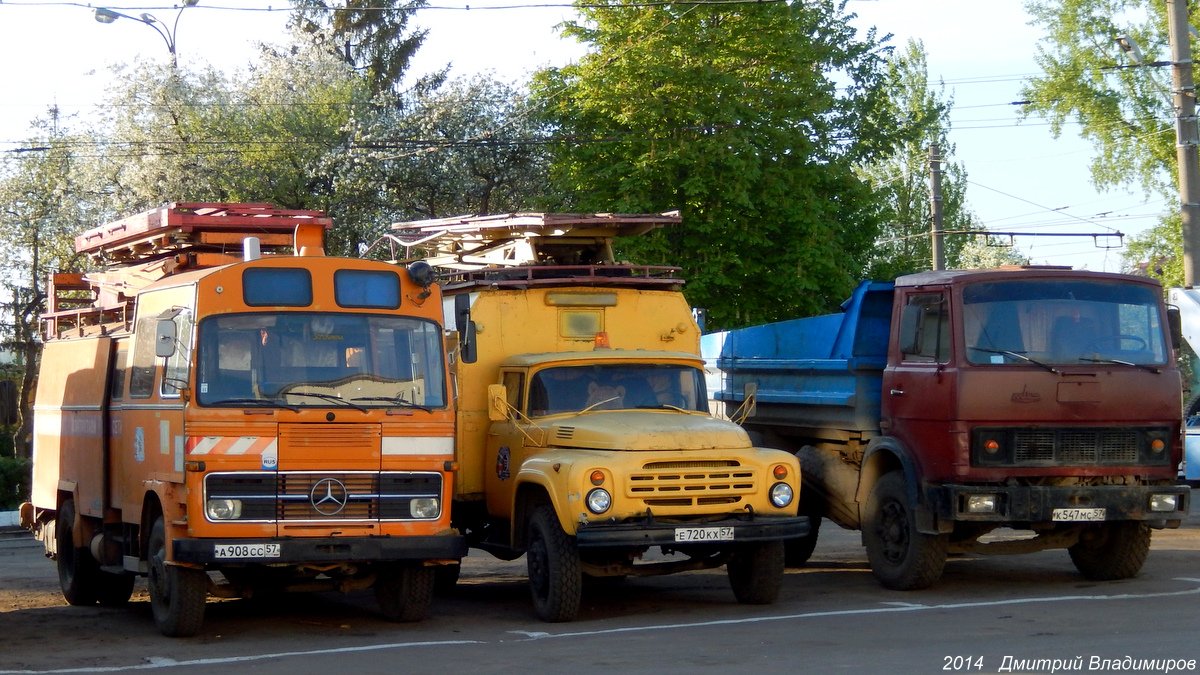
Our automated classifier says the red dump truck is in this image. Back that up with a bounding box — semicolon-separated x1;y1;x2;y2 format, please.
703;267;1190;589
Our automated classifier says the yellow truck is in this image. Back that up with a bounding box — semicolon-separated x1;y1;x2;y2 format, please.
21;203;464;636
380;213;809;621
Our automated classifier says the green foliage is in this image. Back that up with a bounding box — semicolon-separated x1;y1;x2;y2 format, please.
1122;213;1183;286
531;1;902;329
859;40;980;280
1022;0;1174;197
0;453;31;510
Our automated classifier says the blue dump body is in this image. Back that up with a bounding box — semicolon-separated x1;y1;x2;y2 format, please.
700;280;895;437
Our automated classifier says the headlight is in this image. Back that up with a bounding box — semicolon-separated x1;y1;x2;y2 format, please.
769;482;794;508
410;498;440;519
965;494;998;514
206;498;242;521
1150;494;1179;512
586;488;612;514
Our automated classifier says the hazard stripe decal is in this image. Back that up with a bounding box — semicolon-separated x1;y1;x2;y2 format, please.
187;436;278;456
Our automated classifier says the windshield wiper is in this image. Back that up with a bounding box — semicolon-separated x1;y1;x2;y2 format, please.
206;397;300;412
351;395;432;413
286;391;368;412
1078;357;1162;374
969;347;1059;374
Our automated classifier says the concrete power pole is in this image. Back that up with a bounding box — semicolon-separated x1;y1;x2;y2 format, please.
1167;0;1200;286
929;144;945;271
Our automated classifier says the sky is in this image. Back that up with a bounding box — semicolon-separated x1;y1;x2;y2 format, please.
0;0;1172;274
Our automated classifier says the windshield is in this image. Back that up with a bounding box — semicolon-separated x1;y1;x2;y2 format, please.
527;363;707;416
962;279;1167;367
196;313;446;408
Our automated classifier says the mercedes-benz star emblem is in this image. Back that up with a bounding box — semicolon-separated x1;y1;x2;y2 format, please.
310;477;349;515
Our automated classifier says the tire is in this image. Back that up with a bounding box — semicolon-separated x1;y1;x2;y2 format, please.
56;498;99;606
96;571;137;607
147;516;207;637
433;563;461;596
1068;522;1151;581
862;472;947;590
727;540;785;605
784;516;821;567
375;565;435;622
525;505;581;622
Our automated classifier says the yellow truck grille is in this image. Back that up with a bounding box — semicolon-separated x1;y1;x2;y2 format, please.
626;460;757;507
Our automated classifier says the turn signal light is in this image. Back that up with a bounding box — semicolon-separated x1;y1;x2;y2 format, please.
772;464;789;480
983;439;1001;455
1150;438;1166;454
594;332;611;349
590;469;606;486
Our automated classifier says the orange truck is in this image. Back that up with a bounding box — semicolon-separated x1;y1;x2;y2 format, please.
20;203;464;636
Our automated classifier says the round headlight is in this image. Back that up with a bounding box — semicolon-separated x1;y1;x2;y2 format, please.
410;497;440;519
769;482;794;508
206;498;242;521
586;488;612;514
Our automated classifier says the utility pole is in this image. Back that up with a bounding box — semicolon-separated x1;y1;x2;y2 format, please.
929;144;945;271
1167;0;1200;286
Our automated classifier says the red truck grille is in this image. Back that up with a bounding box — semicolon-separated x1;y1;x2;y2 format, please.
972;427;1171;467
626;460;757;507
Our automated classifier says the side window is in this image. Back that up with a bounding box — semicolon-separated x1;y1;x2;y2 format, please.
502;371;524;412
162;308;194;398
128;318;157;398
110;343;128;401
901;292;950;364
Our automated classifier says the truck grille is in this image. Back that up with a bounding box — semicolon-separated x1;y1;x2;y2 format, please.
626;460;757;507
971;427;1171;467
204;471;442;522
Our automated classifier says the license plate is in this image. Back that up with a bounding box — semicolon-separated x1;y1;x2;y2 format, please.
213;543;282;559
1052;508;1106;522
674;526;735;542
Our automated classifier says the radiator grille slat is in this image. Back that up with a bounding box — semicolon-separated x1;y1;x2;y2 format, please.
204;471;442;522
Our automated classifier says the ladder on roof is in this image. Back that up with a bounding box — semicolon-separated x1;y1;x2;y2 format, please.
44;202;332;340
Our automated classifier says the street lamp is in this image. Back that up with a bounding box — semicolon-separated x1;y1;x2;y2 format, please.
94;0;200;67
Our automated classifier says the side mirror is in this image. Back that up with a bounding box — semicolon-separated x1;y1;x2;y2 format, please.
732;382;757;425
155;318;177;358
898;304;922;355
487;383;509;422
1168;305;1183;352
455;294;477;364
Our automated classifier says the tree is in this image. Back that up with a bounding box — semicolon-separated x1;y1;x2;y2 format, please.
289;0;436;100
0;109;92;458
859;40;980;280
531;0;903;329
1022;0;1182;278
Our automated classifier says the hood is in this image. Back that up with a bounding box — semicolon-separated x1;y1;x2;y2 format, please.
539;411;752;451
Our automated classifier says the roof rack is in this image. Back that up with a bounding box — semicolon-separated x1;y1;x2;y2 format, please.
364;211;682;270
45;202;332;340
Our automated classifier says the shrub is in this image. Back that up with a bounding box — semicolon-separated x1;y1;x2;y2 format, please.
0;455;31;510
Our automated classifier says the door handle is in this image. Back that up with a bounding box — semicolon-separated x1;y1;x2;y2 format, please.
889;388;904;396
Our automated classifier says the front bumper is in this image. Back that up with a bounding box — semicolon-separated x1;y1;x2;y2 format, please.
928;483;1190;526
574;514;810;548
173;534;467;565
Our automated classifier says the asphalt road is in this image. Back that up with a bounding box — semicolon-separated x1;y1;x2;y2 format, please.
2;497;1199;674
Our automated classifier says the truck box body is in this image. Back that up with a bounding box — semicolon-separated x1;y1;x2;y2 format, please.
705;267;1189;589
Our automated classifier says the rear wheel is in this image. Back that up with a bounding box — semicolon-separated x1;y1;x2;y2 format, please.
862;472;947;590
727;540;785;604
55;498;99;606
1068;522;1151;580
375;565;435;622
147;516;207;637
526;505;581;622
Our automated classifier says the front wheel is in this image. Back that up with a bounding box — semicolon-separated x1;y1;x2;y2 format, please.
526;505;581;622
1068;522;1151;580
727;540;785;604
862;472;947;590
55;498;99;606
147;516;207;637
375;565;435;621
784;516;821;567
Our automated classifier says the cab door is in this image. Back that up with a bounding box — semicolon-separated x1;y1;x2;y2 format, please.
880;290;958;478
484;370;527;520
